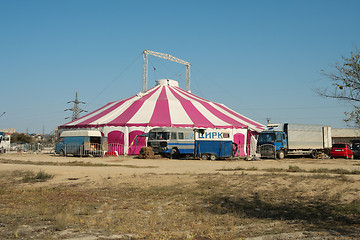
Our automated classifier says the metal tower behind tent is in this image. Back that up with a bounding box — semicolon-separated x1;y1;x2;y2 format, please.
65;92;87;121
142;50;191;93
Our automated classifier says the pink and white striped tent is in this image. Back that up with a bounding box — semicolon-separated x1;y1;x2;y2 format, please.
59;79;265;155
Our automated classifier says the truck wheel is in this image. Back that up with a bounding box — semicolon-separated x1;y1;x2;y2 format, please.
209;154;217;161
59;149;65;157
310;150;318;159
277;150;285;159
170;148;179;159
232;143;238;156
201;154;208;160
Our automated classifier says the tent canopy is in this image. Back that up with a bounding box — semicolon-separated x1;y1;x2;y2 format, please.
60;79;265;132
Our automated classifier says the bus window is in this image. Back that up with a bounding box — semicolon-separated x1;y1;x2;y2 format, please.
149;132;156;140
171;132;177;139
178;132;184;140
158;132;170;140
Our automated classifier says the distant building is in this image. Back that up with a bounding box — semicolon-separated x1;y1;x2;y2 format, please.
332;128;360;144
0;128;16;134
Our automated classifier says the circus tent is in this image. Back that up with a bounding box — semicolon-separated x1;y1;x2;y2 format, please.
59;79;265;155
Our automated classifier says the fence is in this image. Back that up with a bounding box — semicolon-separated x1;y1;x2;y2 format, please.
10;143;44;153
59;143;102;157
106;143;143;156
9;142;255;158
107;143;124;155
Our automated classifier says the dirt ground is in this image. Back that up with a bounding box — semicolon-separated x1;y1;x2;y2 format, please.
1;153;360;239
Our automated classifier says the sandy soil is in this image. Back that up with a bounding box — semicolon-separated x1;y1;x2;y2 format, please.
1;153;360;185
1;153;360;239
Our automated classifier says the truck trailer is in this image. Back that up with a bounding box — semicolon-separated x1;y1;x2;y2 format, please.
194;128;234;160
257;123;331;159
55;130;107;157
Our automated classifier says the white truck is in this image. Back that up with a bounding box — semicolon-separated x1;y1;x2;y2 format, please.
257;123;332;159
0;132;10;153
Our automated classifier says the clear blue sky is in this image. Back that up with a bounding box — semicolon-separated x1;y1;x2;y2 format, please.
1;0;359;134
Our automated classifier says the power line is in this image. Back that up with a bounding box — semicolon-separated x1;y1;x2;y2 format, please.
85;52;143;109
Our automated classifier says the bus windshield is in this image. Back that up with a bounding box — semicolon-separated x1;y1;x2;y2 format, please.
148;132;170;140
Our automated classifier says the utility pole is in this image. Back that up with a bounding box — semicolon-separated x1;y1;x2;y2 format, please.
65;92;87;121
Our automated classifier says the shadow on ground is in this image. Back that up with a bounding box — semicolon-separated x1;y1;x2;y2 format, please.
202;193;360;236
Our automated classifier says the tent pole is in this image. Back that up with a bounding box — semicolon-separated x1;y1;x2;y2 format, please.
142;51;148;92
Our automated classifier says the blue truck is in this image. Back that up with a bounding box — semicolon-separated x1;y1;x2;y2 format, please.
55;130;107;157
147;127;235;160
257;123;332;159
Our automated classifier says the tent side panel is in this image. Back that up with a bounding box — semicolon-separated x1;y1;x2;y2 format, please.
108;130;125;155
232;129;248;156
128;130;146;155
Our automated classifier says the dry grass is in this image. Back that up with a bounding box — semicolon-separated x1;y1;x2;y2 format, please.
21;170;54;183
0;171;359;239
220;165;360;175
138;147;155;159
0;158;158;168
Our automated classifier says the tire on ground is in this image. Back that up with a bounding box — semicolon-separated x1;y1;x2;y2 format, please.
277;150;285;159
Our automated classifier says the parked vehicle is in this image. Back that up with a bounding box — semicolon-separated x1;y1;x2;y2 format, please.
350;140;360;159
257;123;332;159
330;143;353;159
0;132;10;153
147;127;194;158
55;130;107;157
147;127;236;160
194;129;234;160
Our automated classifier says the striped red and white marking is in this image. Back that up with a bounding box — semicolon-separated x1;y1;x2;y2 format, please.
61;82;265;132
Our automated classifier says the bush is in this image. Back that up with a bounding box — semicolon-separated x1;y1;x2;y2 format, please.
22;170;54;182
11;133;34;143
139;147;155;159
287;165;304;172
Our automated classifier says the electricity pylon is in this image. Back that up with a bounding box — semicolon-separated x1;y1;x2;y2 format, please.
65;92;87;121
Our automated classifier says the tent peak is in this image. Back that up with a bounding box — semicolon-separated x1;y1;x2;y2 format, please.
156;79;179;87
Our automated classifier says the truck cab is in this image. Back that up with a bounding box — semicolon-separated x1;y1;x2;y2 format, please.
0;132;10;153
257;130;287;159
